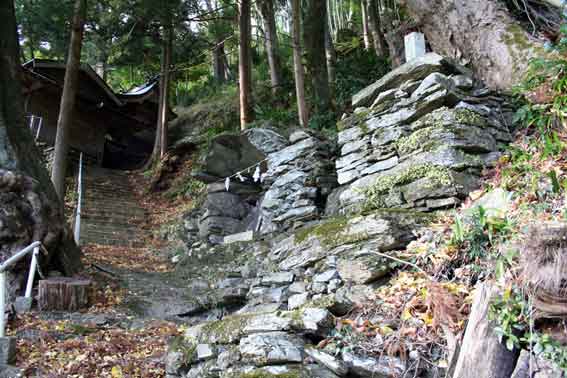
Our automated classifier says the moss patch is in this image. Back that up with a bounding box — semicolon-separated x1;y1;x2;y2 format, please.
196;313;254;344
168;335;197;365
230;370;301;378
362;164;454;209
293;217;369;249
455;108;486;127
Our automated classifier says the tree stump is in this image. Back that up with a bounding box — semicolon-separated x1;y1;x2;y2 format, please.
38;278;91;311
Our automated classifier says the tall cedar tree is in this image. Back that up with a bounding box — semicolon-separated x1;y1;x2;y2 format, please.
50;0;87;200
258;0;282;96
239;0;254;129
304;0;331;114
291;0;308;127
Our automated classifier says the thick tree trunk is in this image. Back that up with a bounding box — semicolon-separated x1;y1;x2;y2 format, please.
204;0;226;83
212;42;226;83
361;0;372;49
239;0;254;129
159;26;173;159
38;278;91;311
51;0;86;201
364;0;387;57
304;0;332;114
403;0;546;90
291;0;309;127
258;0;282;96
0;1;82;299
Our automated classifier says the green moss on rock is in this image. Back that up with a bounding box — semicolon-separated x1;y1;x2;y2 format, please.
362;164;454;209
454;108;486;127
293;217;369;249
229;370;301;378
197;313;253;344
169;335;198;364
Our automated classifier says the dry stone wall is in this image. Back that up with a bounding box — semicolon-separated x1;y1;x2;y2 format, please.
327;53;514;216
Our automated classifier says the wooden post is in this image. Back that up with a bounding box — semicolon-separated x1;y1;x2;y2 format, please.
38;278;91;311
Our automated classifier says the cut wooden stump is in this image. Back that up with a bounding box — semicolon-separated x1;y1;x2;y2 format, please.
38;278;92;311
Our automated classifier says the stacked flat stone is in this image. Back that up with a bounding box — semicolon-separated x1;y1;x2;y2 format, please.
259;130;337;234
328;53;514;215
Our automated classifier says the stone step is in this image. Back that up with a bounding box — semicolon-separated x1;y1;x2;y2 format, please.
82;224;142;235
81;229;142;241
81;207;146;216
82;204;145;213
80;237;144;248
79;167;146;248
81;229;141;240
82;188;136;197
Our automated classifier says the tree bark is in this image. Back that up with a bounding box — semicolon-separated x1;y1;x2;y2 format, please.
51;0;86;201
452;284;520;378
159;26;173;159
291;0;309;127
403;0;546;90
258;0;282;96
361;0;372;49
0;1;82;291
212;42;226;82
204;0;226;83
325;15;337;98
364;0;387;57
239;0;254;129
38;278;91;311
304;0;332;114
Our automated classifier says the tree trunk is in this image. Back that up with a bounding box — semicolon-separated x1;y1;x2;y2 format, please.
0;1;82;292
364;0;387;57
212;42;225;82
38;278;91;311
304;0;332;114
50;0;86;201
403;0;546;90
291;0;309;127
219;43;232;81
361;0;372;49
258;0;282;96
148;41;165;168
204;0;226;83
159;26;173;159
452;284;520;378
325;15;337;98
239;0;254;129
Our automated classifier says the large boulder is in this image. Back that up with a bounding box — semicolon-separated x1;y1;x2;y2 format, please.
352;53;464;107
198;133;266;181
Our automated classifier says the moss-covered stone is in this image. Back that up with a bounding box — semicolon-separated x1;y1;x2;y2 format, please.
293;216;368;249
362;164;454;209
228;369;302;378
168;335;198;364
454;108;486;127
195;313;253;344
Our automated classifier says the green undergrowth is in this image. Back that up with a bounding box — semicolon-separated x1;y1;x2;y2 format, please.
485;24;567;370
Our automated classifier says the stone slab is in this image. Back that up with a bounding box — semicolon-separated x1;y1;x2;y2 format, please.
223;231;256;244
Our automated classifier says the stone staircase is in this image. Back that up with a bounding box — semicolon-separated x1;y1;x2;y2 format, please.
80;167;146;247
